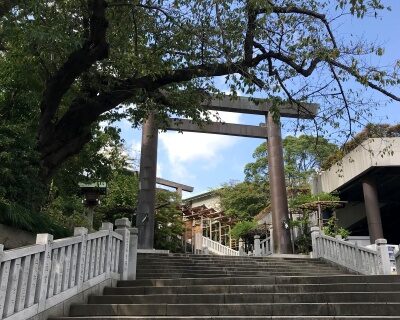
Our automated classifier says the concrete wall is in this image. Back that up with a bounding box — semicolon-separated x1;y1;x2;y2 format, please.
27;278;116;320
312;138;400;193
0;223;36;249
335;202;367;231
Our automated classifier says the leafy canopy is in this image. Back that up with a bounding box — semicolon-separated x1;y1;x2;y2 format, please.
154;189;185;252
216;181;269;220
245;135;338;186
1;0;399;183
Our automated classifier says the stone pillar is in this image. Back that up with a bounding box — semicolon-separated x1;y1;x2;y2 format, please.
176;187;183;199
36;233;54;312
266;112;292;254
254;235;261;256
100;223;113;277
137;112;158;249
239;238;245;256
310;227;320;258
128;227;138;280
115;218;131;280
194;232;203;254
362;177;384;243
269;227;274;254
375;238;391;275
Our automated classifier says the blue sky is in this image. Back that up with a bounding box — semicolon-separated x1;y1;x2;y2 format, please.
117;2;400;198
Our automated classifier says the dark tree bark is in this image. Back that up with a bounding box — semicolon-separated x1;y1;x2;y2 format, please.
38;0;109;180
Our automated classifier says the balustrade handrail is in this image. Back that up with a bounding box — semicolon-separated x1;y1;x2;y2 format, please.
311;227;391;275
395;249;400;274
258;235;273;256
201;236;239;256
0;218;137;320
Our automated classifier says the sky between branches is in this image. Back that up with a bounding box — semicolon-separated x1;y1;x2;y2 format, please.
115;1;400;197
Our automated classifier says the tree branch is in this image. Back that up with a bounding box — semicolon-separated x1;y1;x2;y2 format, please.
260;1;338;49
329;59;400;101
39;0;109;136
244;3;257;63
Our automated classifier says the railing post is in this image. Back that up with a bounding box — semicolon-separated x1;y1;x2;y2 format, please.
254;235;261;256
74;227;88;291
353;241;362;273
0;244;5;317
375;238;391;275
36;233;54;312
202;246;209;255
194;233;202;254
100;223;113;277
115;218;131;280
239;238;245;256
311;227;320;258
128;227;138;280
269;227;274;254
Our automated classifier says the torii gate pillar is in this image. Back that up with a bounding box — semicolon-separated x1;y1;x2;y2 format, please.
136;112;158;249
267;112;292;254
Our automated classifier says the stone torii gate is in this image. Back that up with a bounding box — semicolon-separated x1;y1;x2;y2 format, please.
136;95;317;253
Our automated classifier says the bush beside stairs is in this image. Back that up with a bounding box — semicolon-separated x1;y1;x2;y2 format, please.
53;253;400;319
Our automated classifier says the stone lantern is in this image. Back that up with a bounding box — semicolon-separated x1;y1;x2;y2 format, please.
79;182;107;229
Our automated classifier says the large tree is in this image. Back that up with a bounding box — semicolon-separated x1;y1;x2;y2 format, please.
1;0;399;185
245;135;338;186
217;181;269;220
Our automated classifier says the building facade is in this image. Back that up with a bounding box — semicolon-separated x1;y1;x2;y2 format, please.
312;138;400;244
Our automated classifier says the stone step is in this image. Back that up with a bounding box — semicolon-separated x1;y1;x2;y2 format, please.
68;302;400;316
138;259;336;264
89;291;400;304
137;258;321;264
137;262;340;269
138;254;314;260
137;260;320;265
136;269;344;275
52;317;400;319
105;283;400;295
138;255;320;260
135;272;346;279
136;265;341;271
119;275;400;287
138;257;328;262
137;264;339;271
53;254;400;319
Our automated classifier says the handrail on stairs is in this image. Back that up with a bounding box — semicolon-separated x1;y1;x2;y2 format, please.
310;227;392;275
0;218;138;320
200;235;239;256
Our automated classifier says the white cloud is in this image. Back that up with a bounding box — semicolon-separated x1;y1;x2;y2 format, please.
159;111;242;182
131;140;142;154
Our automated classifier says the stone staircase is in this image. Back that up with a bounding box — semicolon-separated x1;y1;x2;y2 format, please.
54;253;400;319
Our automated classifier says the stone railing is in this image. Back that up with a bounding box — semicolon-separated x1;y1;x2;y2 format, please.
395;249;400;273
253;233;273;256
201;236;239;256
0;218;138;320
311;227;391;275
